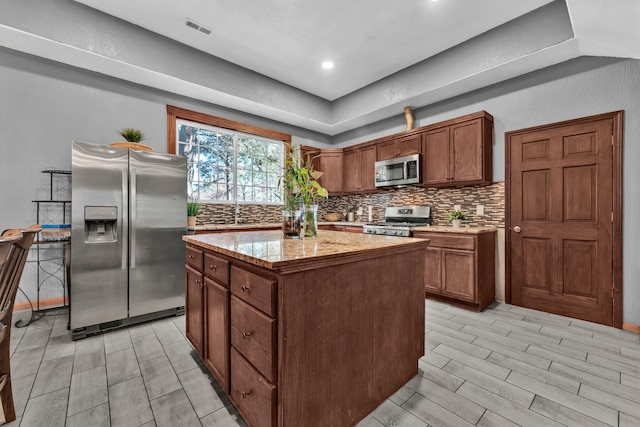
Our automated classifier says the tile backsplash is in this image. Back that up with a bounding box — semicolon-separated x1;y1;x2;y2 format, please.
196;182;505;227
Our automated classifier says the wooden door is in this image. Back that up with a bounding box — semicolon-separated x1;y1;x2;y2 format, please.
450;119;482;183
204;277;230;393
423;127;450;185
186;265;204;355
507;112;622;327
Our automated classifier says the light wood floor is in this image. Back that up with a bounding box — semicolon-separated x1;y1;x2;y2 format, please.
6;299;640;426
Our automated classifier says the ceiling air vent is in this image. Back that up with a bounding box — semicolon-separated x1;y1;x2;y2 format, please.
185;18;213;36
185;18;200;31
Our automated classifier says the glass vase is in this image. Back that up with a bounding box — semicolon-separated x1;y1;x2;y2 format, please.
302;204;318;238
282;210;302;239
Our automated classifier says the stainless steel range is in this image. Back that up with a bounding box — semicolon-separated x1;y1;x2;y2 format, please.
363;206;432;237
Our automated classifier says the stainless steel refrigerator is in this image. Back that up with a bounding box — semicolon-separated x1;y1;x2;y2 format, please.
70;141;187;339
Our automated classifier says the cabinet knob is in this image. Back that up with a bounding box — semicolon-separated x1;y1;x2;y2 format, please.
241;390;252;398
241;331;251;339
241;284;251;292
513;226;522;233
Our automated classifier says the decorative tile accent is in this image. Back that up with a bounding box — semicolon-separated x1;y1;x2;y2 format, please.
196;182;505;227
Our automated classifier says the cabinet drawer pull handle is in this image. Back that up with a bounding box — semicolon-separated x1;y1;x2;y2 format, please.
241;390;252;398
209;264;217;270
188;255;194;259
241;331;251;339
241;284;250;292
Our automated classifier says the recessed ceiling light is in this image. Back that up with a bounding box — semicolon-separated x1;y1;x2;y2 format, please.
322;61;334;70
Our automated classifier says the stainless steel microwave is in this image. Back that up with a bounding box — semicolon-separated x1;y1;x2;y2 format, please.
375;154;421;187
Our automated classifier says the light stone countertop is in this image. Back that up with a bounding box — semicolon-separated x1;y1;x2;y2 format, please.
412;225;497;234
195;221;364;231
183;230;429;270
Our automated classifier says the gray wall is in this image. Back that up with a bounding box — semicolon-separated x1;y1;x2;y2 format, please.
1;49;639;324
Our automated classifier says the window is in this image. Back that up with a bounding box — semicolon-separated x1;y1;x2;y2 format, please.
167;106;291;204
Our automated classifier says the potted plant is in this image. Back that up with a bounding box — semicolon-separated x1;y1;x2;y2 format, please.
278;147;303;239
187;201;200;227
296;148;328;238
110;128;153;151
449;208;467;228
278;145;328;238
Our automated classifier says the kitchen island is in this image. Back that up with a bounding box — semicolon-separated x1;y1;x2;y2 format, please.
182;230;429;427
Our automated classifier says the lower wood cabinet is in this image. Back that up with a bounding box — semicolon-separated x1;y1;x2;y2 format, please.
185;265;204;356
185;238;424;427
319;224;363;233
414;230;496;311
204;277;230;393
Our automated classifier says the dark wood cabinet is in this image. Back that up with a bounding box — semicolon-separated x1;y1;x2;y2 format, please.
318;149;343;194
204;277;230;393
185;264;204;356
318;224;362;233
342;148;360;193
377;134;421;160
414;230;496;311
300;146;343;194
186;246;231;392
185;232;426;427
343;144;376;193
422;112;493;187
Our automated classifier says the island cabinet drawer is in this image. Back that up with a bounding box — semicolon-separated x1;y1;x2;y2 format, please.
230;266;276;317
231;296;276;383
204;253;229;286
231;347;276;427
415;233;476;250
186;245;204;271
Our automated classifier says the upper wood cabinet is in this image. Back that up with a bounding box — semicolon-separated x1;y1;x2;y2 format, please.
422;112;493;187
342;144;376;193
376;134;421;161
300;146;343;195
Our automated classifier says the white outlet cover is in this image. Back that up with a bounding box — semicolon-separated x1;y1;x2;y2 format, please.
476;205;485;215
454;204;461;211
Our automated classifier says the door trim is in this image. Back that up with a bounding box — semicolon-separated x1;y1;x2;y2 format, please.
505;111;623;328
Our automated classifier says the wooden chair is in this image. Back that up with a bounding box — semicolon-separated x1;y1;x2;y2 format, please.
0;225;39;425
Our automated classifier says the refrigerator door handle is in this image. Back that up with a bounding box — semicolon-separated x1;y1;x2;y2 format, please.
121;167;128;270
130;167;137;269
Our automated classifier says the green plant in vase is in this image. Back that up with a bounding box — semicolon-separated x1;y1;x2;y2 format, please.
297;149;328;238
278;146;303;238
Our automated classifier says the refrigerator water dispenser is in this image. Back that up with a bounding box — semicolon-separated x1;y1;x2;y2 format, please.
84;206;117;243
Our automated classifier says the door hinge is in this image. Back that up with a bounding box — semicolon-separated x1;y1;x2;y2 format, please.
612;135;615;146
611;211;614;223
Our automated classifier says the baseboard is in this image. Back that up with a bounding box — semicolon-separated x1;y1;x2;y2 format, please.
14;296;68;311
622;322;640;334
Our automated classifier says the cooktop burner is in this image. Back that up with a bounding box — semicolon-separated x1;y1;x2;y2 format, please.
363;206;432;237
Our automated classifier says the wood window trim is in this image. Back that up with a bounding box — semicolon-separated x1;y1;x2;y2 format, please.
166;105;292;154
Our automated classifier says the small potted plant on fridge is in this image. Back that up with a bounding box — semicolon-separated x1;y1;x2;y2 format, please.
110;128;153;151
